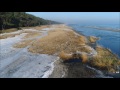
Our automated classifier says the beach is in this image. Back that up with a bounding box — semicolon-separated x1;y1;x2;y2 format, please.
0;24;119;78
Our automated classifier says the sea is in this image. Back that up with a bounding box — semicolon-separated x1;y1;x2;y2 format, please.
68;23;120;58
68;23;120;78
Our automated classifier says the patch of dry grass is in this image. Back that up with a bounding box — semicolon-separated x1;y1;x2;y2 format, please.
29;29;69;54
0;33;22;39
28;27;91;55
80;54;88;63
89;36;98;43
22;30;37;33
59;51;88;63
78;46;92;53
77;35;86;45
59;51;73;61
14;39;33;48
21;27;34;29
13;29;41;48
23;32;41;39
0;28;18;34
21;25;50;30
34;25;50;30
90;46;120;72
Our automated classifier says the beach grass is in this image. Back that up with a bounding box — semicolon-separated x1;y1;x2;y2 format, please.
14;39;34;48
0;28;18;34
28;27;92;55
34;25;50;30
0;32;22;39
80;53;88;63
59;51;73;60
88;36;98;43
90;46;120;72
23;32;41;39
12;24;120;73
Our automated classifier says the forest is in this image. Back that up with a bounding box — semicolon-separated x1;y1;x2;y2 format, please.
0;12;61;30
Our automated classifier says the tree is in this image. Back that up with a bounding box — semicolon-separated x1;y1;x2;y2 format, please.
0;12;61;30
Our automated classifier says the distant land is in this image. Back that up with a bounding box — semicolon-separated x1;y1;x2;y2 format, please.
82;26;120;32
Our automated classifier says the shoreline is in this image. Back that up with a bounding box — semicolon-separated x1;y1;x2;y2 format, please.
49;59;97;78
48;24;120;78
0;24;120;78
73;28;120;59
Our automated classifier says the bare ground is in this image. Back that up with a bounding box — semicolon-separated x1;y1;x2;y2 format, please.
49;59;97;78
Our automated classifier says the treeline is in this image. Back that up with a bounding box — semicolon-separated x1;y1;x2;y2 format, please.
0;12;61;30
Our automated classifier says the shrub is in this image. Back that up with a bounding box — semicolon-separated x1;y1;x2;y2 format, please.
90;46;120;72
80;54;88;63
89;36;98;43
17;27;22;30
59;51;73;61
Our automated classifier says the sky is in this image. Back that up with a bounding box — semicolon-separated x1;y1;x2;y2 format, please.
26;12;120;24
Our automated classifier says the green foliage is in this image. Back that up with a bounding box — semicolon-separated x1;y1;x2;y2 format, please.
0;12;61;30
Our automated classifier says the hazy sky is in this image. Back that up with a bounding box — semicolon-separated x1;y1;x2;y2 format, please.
27;12;120;24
